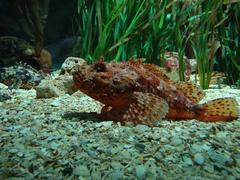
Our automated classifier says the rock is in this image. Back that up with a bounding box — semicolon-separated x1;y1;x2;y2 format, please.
193;153;205;165
151;132;161;140
0;36;35;66
0;36;52;73
182;157;193;166
51;98;62;107
120;150;131;160
145;159;157;178
159;136;169;143
123;144;132;149
174;127;182;132
0;63;44;89
86;150;97;157
135;165;146;179
101;121;114;128
134;125;150;133
36;75;77;98
36;57;85;98
73;165;90;176
171;138;182;146
59;57;85;75
189;59;197;73
110;170;124;180
154;152;162;161
208;151;231;164
0;83;8;89
204;164;214;173
91;169;101;180
111;161;124;170
135;143;145;152
0;91;11;102
190;144;203;153
37;49;52;73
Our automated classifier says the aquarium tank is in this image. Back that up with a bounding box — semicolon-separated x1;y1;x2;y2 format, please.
0;0;240;179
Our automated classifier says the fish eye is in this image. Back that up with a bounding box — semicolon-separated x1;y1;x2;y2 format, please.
94;63;107;72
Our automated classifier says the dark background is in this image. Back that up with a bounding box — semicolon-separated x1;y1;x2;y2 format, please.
0;0;78;68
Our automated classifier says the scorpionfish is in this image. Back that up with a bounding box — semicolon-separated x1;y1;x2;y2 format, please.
73;57;239;126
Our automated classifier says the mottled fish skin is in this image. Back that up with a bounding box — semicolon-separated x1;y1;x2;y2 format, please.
73;57;238;126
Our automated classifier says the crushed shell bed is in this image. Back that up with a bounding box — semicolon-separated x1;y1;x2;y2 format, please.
0;83;240;179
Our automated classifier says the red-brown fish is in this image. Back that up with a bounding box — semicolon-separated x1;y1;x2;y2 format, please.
72;57;239;126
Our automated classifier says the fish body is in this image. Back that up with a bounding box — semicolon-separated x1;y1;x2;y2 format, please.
73;57;238;126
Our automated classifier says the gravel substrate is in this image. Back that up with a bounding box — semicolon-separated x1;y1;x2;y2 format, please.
0;82;240;179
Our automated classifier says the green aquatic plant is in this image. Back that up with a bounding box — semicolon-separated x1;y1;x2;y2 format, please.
217;2;240;85
171;1;202;81
74;0;151;62
190;1;222;89
73;0;178;63
73;0;240;88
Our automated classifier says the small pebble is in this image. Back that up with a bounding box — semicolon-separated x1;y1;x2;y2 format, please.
0;81;239;179
209;151;231;164
135;165;146;179
182;157;193;166
194;153;205;165
51;99;62;107
73;165;90;176
171;138;182;146
134;125;150;133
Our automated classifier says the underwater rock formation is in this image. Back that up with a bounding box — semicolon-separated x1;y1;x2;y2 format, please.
0;63;44;89
0;36;52;73
36;57;83;98
59;56;85;75
0;36;35;66
36;75;76;98
73;57;238;126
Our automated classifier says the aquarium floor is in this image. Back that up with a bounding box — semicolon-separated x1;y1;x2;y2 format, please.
0;82;240;179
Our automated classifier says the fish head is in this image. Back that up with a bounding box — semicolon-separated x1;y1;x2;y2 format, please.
72;59;108;93
72;58;138;105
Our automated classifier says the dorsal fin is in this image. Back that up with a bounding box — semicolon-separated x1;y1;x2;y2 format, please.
142;63;172;83
175;82;205;103
127;58;172;83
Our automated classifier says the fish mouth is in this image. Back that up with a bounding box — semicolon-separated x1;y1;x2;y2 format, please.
73;65;97;92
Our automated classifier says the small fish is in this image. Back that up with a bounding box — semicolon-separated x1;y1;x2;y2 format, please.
73;57;238;126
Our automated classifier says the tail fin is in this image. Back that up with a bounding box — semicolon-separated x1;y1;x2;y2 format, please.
199;98;239;122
